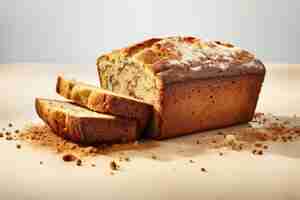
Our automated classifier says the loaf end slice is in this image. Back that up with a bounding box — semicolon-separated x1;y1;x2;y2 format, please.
35;98;138;144
56;75;152;133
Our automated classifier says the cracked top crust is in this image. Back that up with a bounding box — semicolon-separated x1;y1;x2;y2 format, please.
97;36;265;84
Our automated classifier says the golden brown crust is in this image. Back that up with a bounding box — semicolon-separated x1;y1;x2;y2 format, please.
122;38;162;57
98;36;265;85
56;76;152;133
155;74;265;139
35;98;138;144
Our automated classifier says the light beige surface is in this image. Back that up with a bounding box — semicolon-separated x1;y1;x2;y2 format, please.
0;64;299;200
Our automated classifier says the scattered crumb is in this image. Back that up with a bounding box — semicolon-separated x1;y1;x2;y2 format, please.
263;145;268;149
76;159;82;166
257;150;263;155
91;163;96;167
110;171;115;175
217;132;224;135
151;155;157;160
2;128;5;131
189;160;195;163
14;129;20;134
0;132;3;137
201;168;207;172
110;160;119;171
124;157;130;162
6;136;13;141
254;143;263;148
252;149;257;154
40;161;43;165
225;134;236;145
196;140;200;144
133;141;139;146
8;123;13;127
219;152;223;156
16;144;21;149
62;154;77;162
5;132;11;136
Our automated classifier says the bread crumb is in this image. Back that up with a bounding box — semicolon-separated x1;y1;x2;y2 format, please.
91;163;96;167
5;132;11;136
16;144;21;149
62;154;77;162
76;159;82;166
254;143;263;148
225;134;236;145
110;160;119;171
257;150;263;155
217;132;224;135
201;168;207;172
6;136;13;141
151;155;157;160
8;123;13;127
0;132;3;137
219;152;223;156
263;145;268;149
189;160;195;163
40;161;43;165
124;157;130;162
196;140;200;144
14;129;20;134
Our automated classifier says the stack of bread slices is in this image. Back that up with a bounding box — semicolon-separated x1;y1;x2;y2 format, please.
36;75;152;144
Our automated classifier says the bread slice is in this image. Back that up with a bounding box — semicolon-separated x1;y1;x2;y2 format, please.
35;98;138;144
56;75;152;133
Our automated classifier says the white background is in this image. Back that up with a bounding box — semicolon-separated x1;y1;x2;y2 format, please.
1;0;299;64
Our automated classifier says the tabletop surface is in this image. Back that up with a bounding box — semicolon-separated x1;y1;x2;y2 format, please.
0;64;299;200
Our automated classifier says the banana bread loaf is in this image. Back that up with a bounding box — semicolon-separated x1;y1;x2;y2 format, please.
56;75;152;133
97;36;265;139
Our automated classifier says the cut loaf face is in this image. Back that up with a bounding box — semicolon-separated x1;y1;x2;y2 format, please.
97;36;266;139
35;98;138;144
56;75;152;133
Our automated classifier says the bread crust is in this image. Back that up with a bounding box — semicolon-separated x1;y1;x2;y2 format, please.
56;75;152;133
156;74;264;139
35;98;138;144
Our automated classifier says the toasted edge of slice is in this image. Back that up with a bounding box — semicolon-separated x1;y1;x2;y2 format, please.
35;98;138;144
56;75;153;133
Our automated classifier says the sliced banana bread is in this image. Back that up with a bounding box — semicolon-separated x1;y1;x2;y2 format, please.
35;98;138;144
97;36;265;139
56;75;152;133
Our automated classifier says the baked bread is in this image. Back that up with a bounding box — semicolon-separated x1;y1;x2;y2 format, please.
56;75;152;133
97;36;265;139
35;98;138;144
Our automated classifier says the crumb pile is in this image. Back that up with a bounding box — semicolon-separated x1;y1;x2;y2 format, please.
17;124;105;157
194;113;300;155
